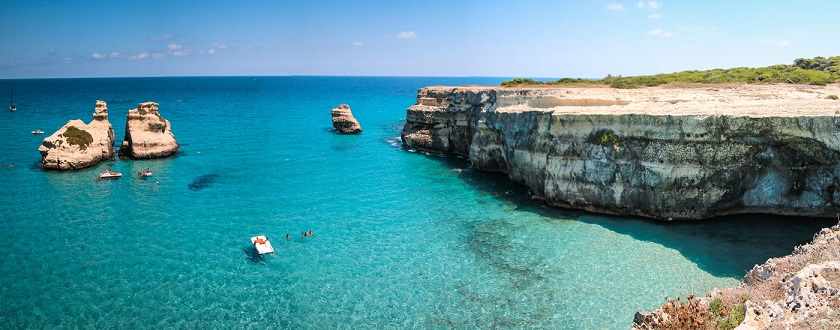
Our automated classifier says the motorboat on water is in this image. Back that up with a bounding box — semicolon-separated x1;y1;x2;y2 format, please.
251;235;275;255
98;170;122;179
31;129;44;134
138;170;153;177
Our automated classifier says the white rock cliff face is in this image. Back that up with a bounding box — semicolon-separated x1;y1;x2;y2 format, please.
401;85;840;220
38;100;115;170
119;102;179;158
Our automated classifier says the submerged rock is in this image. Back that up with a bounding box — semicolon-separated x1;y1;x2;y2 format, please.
402;84;840;220
331;104;362;134
119;102;179;158
38;100;115;170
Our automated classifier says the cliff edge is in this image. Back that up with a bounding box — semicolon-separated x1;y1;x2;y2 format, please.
401;84;840;220
38;100;115;170
119;102;179;158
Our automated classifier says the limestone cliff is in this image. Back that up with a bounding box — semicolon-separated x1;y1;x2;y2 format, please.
119;102;179;158
39;100;115;170
331;104;362;134
402;84;840;220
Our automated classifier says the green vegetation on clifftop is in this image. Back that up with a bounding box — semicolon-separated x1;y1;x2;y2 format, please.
502;56;840;88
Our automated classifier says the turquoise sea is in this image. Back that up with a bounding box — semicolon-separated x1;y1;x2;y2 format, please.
0;76;834;329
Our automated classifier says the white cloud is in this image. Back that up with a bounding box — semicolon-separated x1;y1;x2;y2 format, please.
93;52;122;59
149;34;174;41
207;49;217;54
167;44;182;51
606;3;625;11
214;43;227;49
637;1;661;10
647;13;662;19
396;31;417;39
172;51;189;56
128;52;150;60
152;53;165;59
352;41;363;46
649;29;673;37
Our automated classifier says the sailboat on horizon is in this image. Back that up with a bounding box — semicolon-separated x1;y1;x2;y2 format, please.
9;85;16;112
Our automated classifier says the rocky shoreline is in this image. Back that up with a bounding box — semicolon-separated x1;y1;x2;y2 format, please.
400;83;840;328
633;221;840;329
401;84;840;220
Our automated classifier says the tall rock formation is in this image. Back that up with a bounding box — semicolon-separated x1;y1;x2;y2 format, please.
119;102;179;158
331;104;362;134
39;100;115;170
402;84;840;220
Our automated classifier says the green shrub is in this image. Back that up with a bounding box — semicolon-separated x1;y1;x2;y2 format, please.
60;126;94;150
500;56;840;89
718;305;746;330
827;94;839;100
587;129;620;148
501;78;540;87
709;298;724;315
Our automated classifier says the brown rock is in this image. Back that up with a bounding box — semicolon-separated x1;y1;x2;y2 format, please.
331;104;362;134
119;102;179;158
38;100;115;170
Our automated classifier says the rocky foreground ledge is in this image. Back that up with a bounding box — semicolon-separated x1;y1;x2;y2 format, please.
633;222;840;329
401;84;840;220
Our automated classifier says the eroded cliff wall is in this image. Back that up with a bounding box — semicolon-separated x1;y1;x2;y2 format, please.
401;85;840;220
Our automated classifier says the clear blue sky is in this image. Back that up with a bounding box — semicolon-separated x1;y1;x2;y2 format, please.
2;0;839;78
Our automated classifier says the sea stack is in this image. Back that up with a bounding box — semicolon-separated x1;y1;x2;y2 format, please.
119;102;179;158
39;100;116;170
331;104;362;134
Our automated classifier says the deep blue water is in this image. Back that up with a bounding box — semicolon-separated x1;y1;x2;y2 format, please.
0;76;834;328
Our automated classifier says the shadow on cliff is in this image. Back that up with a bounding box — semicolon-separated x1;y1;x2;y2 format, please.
416;152;837;278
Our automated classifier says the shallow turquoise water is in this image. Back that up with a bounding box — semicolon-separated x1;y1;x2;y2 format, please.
0;77;834;328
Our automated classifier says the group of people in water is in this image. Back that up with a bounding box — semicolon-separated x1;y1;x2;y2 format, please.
284;230;314;240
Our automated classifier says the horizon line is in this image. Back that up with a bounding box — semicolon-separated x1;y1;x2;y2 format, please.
0;74;575;81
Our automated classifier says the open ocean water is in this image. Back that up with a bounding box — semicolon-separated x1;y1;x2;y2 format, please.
0;76;834;329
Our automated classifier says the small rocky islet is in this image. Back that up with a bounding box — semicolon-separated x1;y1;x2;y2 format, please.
330;103;362;134
38;100;178;170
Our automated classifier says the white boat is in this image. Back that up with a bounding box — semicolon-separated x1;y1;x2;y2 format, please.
31;130;44;134
9;85;15;112
98;171;122;179
138;170;153;177
251;235;275;255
